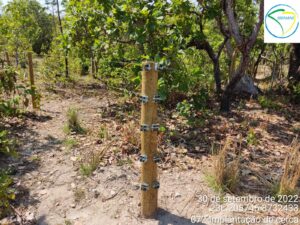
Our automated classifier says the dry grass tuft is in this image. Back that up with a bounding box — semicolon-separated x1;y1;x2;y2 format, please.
208;138;240;193
64;107;86;134
278;138;300;196
79;143;110;176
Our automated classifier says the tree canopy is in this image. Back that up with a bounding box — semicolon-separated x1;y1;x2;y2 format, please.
0;0;54;55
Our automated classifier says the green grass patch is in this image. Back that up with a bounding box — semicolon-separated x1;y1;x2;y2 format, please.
258;96;279;110
63;138;78;151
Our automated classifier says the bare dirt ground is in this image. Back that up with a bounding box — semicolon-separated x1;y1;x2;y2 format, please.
1;79;300;225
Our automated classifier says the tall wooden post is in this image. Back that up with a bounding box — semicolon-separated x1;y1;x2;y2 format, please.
140;61;159;218
5;52;11;66
27;52;37;109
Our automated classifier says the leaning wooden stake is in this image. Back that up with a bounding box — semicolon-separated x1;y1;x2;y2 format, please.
5;52;11;66
27;52;37;109
140;61;159;218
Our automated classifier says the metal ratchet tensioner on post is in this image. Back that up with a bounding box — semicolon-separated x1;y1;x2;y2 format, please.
140;124;160;132
151;124;160;131
153;95;162;103
139;155;148;163
141;183;149;191
140;95;149;104
143;63;159;72
140;95;162;104
152;181;160;189
140;182;160;191
138;155;161;164
140;124;150;132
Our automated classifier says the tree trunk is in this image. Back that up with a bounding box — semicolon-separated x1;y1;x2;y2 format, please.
253;45;266;79
213;58;222;93
56;0;69;78
91;56;96;78
220;53;249;111
288;44;300;86
221;0;264;112
52;3;57;36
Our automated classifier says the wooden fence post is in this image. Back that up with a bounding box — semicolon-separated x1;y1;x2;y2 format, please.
140;61;160;218
5;52;11;66
27;52;37;109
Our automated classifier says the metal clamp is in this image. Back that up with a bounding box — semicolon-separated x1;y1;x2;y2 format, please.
143;63;159;72
151;124;160;131
153;156;161;163
139;155;148;163
141;183;149;191
140;124;150;132
152;181;160;189
140;95;148;104
143;63;151;71
153;95;162;103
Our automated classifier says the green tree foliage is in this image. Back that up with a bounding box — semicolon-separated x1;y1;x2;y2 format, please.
0;0;54;55
63;0;218;98
0;0;292;110
62;0;265;100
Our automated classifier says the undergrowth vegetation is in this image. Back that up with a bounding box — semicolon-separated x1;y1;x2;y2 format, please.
79;146;108;177
258;96;280;110
0;171;15;218
64;108;86;134
0;132;16;218
0;64;39;218
63;138;78;152
0;131;16;157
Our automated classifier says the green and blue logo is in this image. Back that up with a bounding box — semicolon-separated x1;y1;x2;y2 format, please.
265;4;299;39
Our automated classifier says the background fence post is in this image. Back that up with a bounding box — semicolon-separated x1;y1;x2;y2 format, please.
140;61;159;218
27;52;37;109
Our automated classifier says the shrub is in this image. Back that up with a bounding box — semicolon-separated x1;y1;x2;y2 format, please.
0;97;21;117
0;67;17;94
0;67;40;115
0;130;16;157
176;100;194;118
291;83;300;104
258;96;279;110
191;88;209;110
0;171;15;218
246;128;258;146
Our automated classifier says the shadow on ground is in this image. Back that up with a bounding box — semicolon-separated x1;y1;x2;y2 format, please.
156;208;206;225
0;112;61;223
